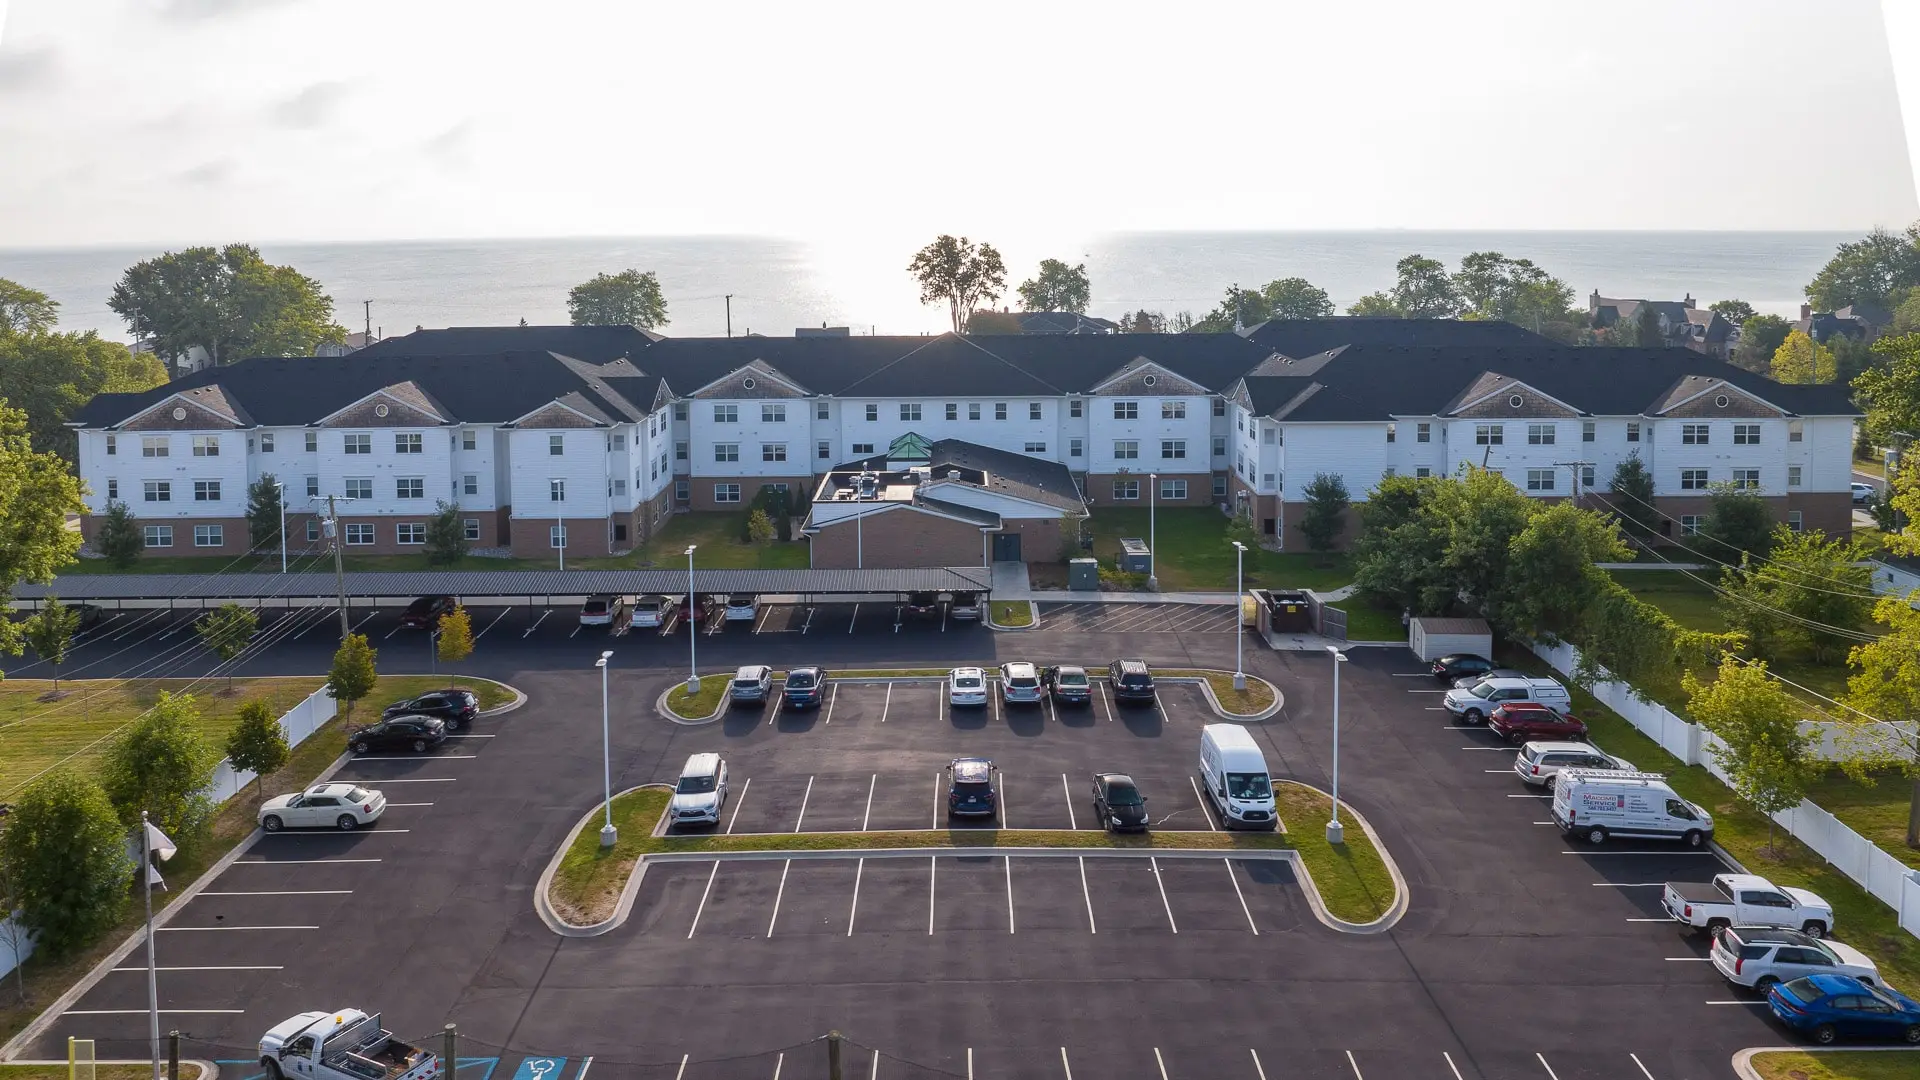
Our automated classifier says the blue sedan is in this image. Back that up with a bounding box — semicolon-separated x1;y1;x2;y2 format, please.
1768;973;1920;1044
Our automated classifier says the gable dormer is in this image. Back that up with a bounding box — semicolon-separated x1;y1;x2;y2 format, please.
509;396;609;429
116;386;248;431
1445;372;1581;419
1649;376;1788;419
1086;356;1209;397
688;359;810;399
315;383;449;428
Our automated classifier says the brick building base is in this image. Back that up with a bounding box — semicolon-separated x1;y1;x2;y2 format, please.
809;507;991;569
508;516;620;559
1084;471;1211;507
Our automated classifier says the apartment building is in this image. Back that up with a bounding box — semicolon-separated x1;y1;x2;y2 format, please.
70;321;1858;564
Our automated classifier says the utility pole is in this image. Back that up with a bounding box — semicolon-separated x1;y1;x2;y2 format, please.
1556;459;1596;504
323;494;350;640
724;295;733;338
363;301;372;346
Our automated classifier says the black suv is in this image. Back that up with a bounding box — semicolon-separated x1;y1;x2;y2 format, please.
381;687;479;730
1043;665;1093;705
1108;659;1156;702
946;757;998;819
1090;772;1149;832
905;592;940;617
348;715;448;755
399;595;456;629
1431;653;1495;683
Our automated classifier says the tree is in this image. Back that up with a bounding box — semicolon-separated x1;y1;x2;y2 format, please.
224;700;289;808
246;474;283;551
1493;502;1630;641
1260;277;1334;319
0;402;84;664
100;692;219;839
0;848;27;1002
1829;333;1879;384
94;499;143;568
1387;254;1465;318
1853;331;1920;450
1224;501;1260;550
423;500;469;566
0;329;167;459
1708;299;1757;326
197;603;258;691
1015;259;1090;313
1685;656;1819;854
1169;311;1195;333
566;269;669;329
962;310;1023;335
1350;473;1451;613
0;278;59;336
1296;473;1350;556
0;769;133;960
1717;527;1872;665
21;600;80;690
327;633;379;719
1346;292;1400;316
1603;454;1658;541
436;605;474;680
1697;483;1778;564
1192;284;1269;332
746;507;776;545
1770;329;1836;384
1453;252;1576;334
1732;313;1792;373
108;244;346;370
1844;592;1920;846
1893;288;1920;336
908;236;1007;334
1804;223;1920;313
1117;310;1166;333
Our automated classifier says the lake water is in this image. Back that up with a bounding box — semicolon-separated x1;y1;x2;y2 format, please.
0;230;1854;343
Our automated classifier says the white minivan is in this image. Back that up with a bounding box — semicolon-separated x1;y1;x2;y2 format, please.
1198;724;1277;830
1552;768;1714;846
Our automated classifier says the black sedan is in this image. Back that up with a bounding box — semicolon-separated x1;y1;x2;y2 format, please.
399;595;456;629
1090;773;1149;832
381;687;479;730
1043;665;1093;705
348;715;448;755
1431;653;1495;682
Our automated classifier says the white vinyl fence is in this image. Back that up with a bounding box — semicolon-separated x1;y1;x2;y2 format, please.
1;684;338;980
1530;641;1920;941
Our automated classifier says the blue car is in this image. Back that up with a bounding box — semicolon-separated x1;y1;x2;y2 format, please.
784;666;827;709
1768;973;1920;1045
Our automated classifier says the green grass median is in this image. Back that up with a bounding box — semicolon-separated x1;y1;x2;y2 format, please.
1161;669;1276;715
1748;1050;1920;1079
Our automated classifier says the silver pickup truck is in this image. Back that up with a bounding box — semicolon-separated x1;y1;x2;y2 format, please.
260;1010;440;1080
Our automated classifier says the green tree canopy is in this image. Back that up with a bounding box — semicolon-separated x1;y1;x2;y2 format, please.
1345;292;1400;316
437;605;475;674
0;278;59;336
1491;502;1631;640
1892;289;1920;336
1295;472;1350;554
1603;453;1658;540
1843;592;1920;846
0;329;167;458
1015;259;1090;313
327;633;379;717
1685;656;1819;851
1698;484;1778;564
1453;251;1578;335
423;500;469;566
1717;527;1873;665
566;269;669;329
1259;277;1334;319
247;474;283;551
0;401;85;663
1805;223;1920;312
1708;299;1757;325
1733;314;1792;373
1117;310;1166;333
21;599;81;690
108;244;347;369
909;236;1007;334
100;691;220;838
224;700;289;806
94;500;143;568
1387;254;1465;318
1851;330;1920;448
0;769;134;959
1770;328;1836;384
197;603;259;689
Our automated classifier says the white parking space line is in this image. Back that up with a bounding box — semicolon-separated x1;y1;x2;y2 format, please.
766;858;791;937
1005;855;1015;933
1562;850;1708;856
473;607;512;641
848;858;864;936
932;771;942;829
385;802;435;808
849;603;859;632
1664;957;1710;962
1190;777;1218;831
1000;774;1009;825
825;685;839;726
1593;882;1667;887
1078;857;1096;933
1151;857;1178;933
1629;1053;1656;1080
158;924;319;931
362;777;456;783
794;775;815;832
966;1048;974;1080
1045;695;1058;726
991;691;1000;726
237;858;380;865
353;754;478;760
688;861;719;938
1441;725;1484;731
1150;1048;1169;1080
443;734;494;739
1536;1053;1562;1080
1226;862;1259;935
675;1056;688;1080
1062;774;1077;830
1391;672;1430;677
1705;1000;1768;1006
1507;793;1551;798
1483;770;1511;774
767;693;783;727
1345;1051;1365;1079
726;778;752;834
1460;746;1516;751
384;625;406;640
520;609;550;637
112;965;283;972
1097;683;1114;723
200;890;351;896
928;856;937;935
773;1052;784;1080
1443;1052;1464;1080
1059;1048;1072;1080
863;774;876;831
294;611;335;639
756;605;773;633
575;1057;593;1080
1625;917;1670;921
261;829;410;836
351;611;379;632
568;625;583;639
881;683;892;723
870;1048;879;1080
1407;688;1447;693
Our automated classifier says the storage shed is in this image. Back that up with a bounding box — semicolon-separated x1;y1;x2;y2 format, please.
1408;616;1491;662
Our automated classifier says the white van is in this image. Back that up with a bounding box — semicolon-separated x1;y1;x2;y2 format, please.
1198;724;1277;830
1552;769;1714;847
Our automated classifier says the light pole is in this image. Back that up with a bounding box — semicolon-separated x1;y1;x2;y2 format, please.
685;545;699;692
596;650;617;847
429;628;439;676
1325;644;1348;844
1231;540;1247;690
556;513;565;572
272;479;287;573
1147;472;1158;591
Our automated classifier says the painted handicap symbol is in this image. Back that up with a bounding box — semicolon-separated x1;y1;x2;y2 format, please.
510;1057;566;1080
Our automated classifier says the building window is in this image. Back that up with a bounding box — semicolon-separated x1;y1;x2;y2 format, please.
1210;398;1225;417
714;483;741;504
306;519;320;542
191;435;220;457
1112;480;1139;500
1415;467;1432;478
1581;421;1595;443
394;523;425;545
995;402;1008;420
105;434;117;456
1788;465;1802;487
1416;422;1431;443
1474;424;1503;445
1263;473;1278;490
344;523;375;546
1213;476;1228;497
1682;423;1709;445
1527;423;1555;446
1264;428;1278;445
396;477;424;499
547;433;564;455
762;443;787;462
946;403;958;420
144;525;172;548
394;433;422;454
345;477;372;499
1732;468;1760;490
852;443;874;455
1787;510;1804;532
462;474;478;496
344;433;371;455
260;432;275;452
143;480;170;502
815;402;830;421
900;404;921;421
550;479;566;502
1030;402;1044;421
675;441;688;461
1069;438;1083;458
1581;465;1596;490
463;518;481;541
1071;399;1084;418
1733;423;1760;445
1161;440;1186;459
306;475;319;497
462;429;477;450
1113;440;1139;460
193;480;220;502
1150;400;1181;421
714;443;739;463
107;479;118;500
1626;422;1641;443
969;403;981;420
818;440;831;459
611;433;625;450
1212;436;1227;458
1788;421;1803;443
142;436;169;458
301;431;316;452
1526;469;1555;492
1386;423;1396;444
1113;401;1138;420
188;523;222;548
715;404;739;424
865;404;878;422
674;402;689;421
675;481;689;502
550;525;567;549
762;403;786;423
1679;515;1701;536
1160;479;1187;500
1680;469;1709;491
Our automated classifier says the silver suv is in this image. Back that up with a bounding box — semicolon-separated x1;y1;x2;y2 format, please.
999;662;1043;704
1513;741;1633;787
1710;925;1880;990
729;665;773;704
1444;676;1572;724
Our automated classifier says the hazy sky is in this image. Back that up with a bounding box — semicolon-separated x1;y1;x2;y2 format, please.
1;0;1916;250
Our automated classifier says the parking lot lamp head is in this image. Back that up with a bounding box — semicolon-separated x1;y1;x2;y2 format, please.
685;546;699;692
1231;541;1248;690
597;650;616;846
1326;644;1348;845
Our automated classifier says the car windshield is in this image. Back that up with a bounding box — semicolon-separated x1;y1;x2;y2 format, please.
728;595;753;606
1466;682;1496;699
1010;676;1038;688
788;672;815;688
953;593;977;606
676;775;717;794
636;600;660;612
584;600;607;613
1226;773;1272;799
1779;977;1821;1004
1059;672;1087;686
1106;784;1141;805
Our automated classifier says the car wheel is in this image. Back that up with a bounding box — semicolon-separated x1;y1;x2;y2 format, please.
261;815;283;832
1543;775;1557;790
1585;825;1608;845
1802;920;1828;938
1811;1022;1837;1045
351;742;369;755
1755;975;1780;992
1507;730;1528;745
1682;830;1704;848
337;814;358;831
262;1060;284;1080
412;738;428;752
1904;1024;1920;1045
1706;918;1730;938
1464;709;1485;725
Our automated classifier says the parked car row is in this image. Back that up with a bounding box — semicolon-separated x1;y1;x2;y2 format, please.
724;660;1162;709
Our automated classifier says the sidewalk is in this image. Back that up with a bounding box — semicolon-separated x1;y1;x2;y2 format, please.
991;562;1241;604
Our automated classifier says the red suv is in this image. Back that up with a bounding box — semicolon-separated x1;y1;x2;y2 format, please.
1486;702;1586;744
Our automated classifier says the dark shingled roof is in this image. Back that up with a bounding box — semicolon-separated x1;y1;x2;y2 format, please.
1240;317;1552;354
17;567;995;601
357;325;662;362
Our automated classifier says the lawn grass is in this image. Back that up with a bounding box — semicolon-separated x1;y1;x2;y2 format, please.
1804;768;1920;871
548;781;1399;927
1085;509;1355;592
0;675;512;797
1161;669;1275;715
1749;1050;1920;1080
633;514;808;570
0;1066;209;1080
1337;599;1406;643
991;601;1033;627
663;676;729;720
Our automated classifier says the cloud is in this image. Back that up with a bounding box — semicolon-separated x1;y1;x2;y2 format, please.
0;46;59;91
177;159;235;187
422;120;474;168
271;81;348;130
153;0;306;21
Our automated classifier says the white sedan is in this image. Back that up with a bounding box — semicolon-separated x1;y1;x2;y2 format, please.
948;666;988;707
259;783;387;832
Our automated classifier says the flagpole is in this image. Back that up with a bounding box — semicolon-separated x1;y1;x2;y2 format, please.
142;811;160;1080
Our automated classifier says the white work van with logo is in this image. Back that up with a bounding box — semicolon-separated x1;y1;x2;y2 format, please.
1198;724;1277;830
1551;769;1714;847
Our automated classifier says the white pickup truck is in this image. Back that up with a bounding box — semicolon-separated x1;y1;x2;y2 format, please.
260;1010;441;1080
1662;873;1834;938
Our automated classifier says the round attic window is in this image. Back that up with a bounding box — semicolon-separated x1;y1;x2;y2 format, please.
742;377;756;390
1714;394;1730;408
374;403;390;417
171;407;187;420
1508;394;1524;408
1143;374;1157;387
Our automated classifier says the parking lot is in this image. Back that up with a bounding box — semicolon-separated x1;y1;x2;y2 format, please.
1036;602;1237;634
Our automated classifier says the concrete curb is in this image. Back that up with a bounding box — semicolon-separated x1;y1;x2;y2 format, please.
1277;780;1410;935
2;1061;216;1079
533;784;674;937
656;684;726;726
478;680;527;717
1165;675;1283;722
1731;1046;1920;1079
985;601;1038;631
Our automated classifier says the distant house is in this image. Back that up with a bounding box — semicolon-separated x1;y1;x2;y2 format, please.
315;332;378;358
1012;311;1118;334
1794;302;1888;344
131;339;213;378
1588;291;1736;360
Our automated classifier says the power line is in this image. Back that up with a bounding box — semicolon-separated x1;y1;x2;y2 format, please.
1594;485;1883;600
